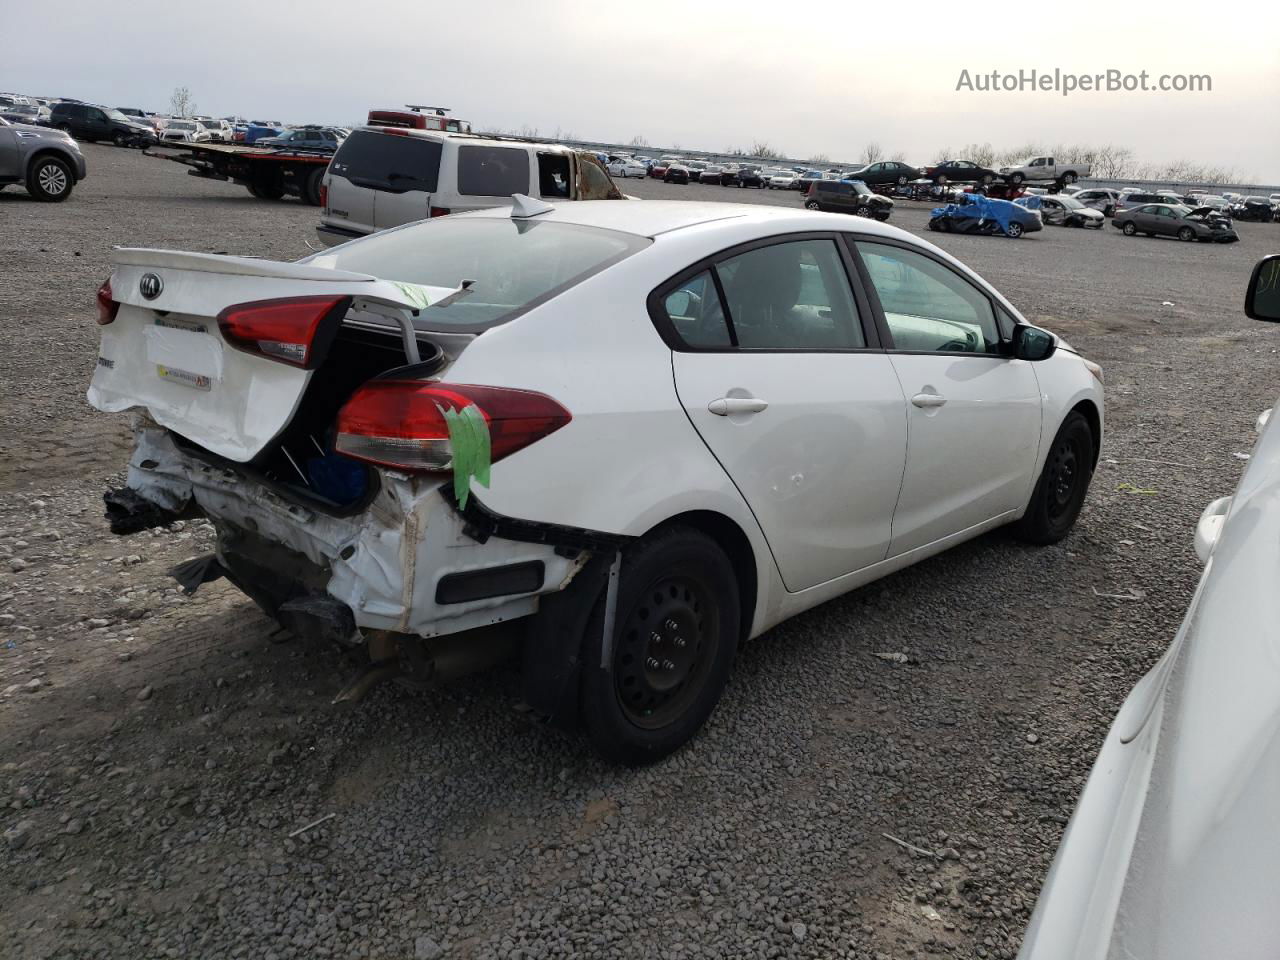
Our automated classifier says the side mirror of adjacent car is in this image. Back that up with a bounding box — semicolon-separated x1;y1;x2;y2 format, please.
1245;255;1280;322
1011;324;1057;361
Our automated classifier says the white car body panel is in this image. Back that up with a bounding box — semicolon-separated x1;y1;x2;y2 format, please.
1019;398;1280;960
607;159;645;179
91;202;1101;649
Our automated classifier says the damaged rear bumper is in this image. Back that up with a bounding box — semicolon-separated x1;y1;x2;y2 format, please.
117;424;592;640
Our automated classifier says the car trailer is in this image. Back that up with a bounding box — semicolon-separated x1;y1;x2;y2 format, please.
144;142;333;205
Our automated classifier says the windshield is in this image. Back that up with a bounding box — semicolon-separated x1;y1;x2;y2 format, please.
1059;196;1084;209
105;109;131;122
199;120;219;129
849;181;871;195
169;121;195;130
307;219;650;331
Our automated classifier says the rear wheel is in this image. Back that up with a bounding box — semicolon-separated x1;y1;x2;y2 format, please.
1006;221;1025;238
301;167;324;206
27;156;73;202
580;527;739;764
248;179;285;200
804;199;820;210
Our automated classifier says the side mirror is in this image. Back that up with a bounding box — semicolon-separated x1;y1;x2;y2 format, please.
1246;255;1280;322
1011;324;1057;361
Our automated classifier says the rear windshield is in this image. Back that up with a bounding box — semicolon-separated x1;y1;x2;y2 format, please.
457;145;532;197
308;218;649;331
330;130;442;193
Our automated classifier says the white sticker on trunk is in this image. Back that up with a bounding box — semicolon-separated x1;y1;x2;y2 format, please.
143;323;224;383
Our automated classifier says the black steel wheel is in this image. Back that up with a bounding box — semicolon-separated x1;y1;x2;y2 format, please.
580;526;739;764
1013;411;1095;544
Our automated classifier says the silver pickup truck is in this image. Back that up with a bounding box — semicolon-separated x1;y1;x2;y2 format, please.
999;155;1091;186
0;117;88;201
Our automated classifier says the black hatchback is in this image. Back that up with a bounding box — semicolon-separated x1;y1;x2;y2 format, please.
803;179;893;220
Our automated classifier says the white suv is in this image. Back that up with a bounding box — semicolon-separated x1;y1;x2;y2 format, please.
317;128;622;247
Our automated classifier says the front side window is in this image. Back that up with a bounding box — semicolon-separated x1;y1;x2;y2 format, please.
457;145;531;197
856;242;999;354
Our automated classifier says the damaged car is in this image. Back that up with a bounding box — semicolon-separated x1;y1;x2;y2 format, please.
928;193;1043;238
1112;203;1239;242
1015;194;1105;229
88;198;1102;763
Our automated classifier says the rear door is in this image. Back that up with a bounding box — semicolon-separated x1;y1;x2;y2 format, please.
327;130;442;236
850;237;1042;556
453;143;535;211
661;234;908;591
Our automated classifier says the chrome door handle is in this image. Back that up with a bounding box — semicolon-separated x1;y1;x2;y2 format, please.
708;397;769;416
911;393;947;408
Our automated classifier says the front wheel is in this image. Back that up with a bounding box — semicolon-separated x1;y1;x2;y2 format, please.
1010;173;1025;185
804;200;820;209
1013;412;1094;544
1177;226;1195;241
1122;221;1137;236
580;527;739;764
27;156;73;202
854;205;872;217
112;131;128;148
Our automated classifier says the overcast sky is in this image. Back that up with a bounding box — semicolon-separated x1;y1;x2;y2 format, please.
7;0;1279;181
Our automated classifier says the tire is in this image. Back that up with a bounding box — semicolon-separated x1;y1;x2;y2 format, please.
1122;221;1137;236
1013;412;1094;544
112;131;128;148
854;205;872;218
982;174;994;184
804;200;820;210
26;156;73;202
1062;172;1077;184
1010;173;1025;185
301;167;324;206
57;123;73;136
249;179;285;200
1177;226;1195;242
1006;221;1024;238
579;526;740;764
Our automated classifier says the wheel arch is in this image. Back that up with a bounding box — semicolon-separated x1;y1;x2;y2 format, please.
645;509;758;643
1071;398;1103;468
27;148;79;182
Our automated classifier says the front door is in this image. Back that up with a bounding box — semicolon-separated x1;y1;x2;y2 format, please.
851;238;1042;556
662;234;908;591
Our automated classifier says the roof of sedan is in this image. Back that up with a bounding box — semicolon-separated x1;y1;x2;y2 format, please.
465;200;813;238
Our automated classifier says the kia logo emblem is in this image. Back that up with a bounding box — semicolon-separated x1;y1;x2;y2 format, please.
139;273;163;300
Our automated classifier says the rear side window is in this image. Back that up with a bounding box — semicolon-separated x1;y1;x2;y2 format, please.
330;131;441;193
663;271;731;348
457;145;531;197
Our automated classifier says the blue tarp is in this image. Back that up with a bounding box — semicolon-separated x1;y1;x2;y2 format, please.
930;193;1024;234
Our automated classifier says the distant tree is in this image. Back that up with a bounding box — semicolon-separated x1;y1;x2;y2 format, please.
516;124;540;139
890;150;907;162
751;140;784;160
169;86;196;118
859;142;884;165
628;134;650;147
807;152;830;165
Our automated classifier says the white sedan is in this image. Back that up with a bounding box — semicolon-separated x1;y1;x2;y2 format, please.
606;158;646;178
88;199;1103;764
1018;254;1280;960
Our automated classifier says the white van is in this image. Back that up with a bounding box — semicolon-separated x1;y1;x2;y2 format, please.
317;128;622;247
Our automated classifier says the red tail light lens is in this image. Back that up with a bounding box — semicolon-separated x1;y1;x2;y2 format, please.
319;183;328;209
96;278;119;325
216;295;350;368
429;206;451;218
335;381;571;473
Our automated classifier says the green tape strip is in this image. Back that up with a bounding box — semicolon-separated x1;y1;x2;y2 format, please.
391;281;433;310
444;403;491;509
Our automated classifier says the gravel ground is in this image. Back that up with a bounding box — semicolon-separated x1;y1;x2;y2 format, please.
1;145;1277;960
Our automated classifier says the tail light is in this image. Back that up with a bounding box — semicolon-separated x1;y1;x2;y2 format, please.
216;295;350;368
806;182;815;195
335;381;571;473
429;206;450;218
319;183;328;209
96;278;119;325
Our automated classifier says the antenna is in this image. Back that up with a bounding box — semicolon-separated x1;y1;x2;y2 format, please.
510;194;555;219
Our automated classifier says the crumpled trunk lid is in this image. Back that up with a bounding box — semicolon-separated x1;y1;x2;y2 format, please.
88;247;455;462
